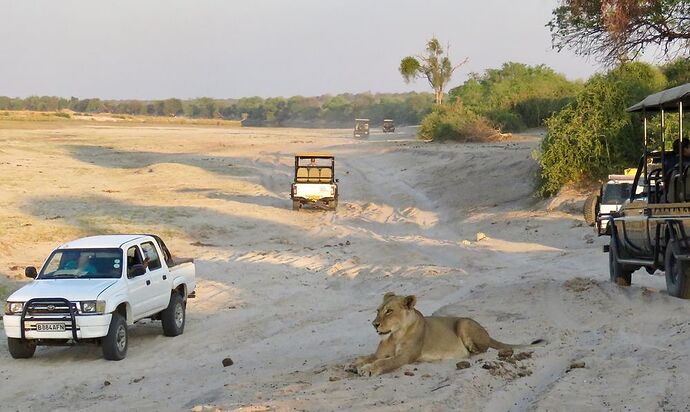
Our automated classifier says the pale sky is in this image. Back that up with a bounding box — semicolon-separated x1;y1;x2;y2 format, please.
0;0;600;100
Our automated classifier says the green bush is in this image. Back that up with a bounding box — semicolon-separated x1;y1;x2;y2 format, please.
487;109;526;132
449;62;581;132
418;102;496;142
53;112;71;118
537;62;667;196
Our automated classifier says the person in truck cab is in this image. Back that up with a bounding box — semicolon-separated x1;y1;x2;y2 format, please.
663;139;690;176
64;254;97;276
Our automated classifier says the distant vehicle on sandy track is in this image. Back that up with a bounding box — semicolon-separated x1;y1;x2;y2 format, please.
291;153;338;210
382;119;395;133
3;234;195;360
354;119;370;138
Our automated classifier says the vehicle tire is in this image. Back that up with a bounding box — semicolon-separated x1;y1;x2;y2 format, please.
7;338;36;359
665;241;690;299
328;200;338;210
161;293;186;337
292;200;301;211
102;312;128;361
609;234;632;286
583;193;599;226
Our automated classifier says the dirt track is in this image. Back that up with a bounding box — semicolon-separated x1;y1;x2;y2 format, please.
0;124;688;411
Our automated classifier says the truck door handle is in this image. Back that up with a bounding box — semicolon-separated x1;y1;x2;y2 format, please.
163;275;167;280
146;280;151;286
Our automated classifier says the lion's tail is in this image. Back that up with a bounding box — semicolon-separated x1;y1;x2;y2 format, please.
489;338;547;350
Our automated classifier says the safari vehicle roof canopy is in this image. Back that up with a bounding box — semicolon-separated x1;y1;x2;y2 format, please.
355;118;370;122
627;83;690;113
295;152;334;159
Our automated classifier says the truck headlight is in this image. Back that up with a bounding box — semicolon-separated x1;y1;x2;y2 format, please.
80;300;106;314
3;302;24;315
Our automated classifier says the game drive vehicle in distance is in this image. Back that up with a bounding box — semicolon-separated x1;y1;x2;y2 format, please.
354;118;370;138
382;119;395;133
592;173;634;234
3;234;196;360
291;153;338;210
604;83;690;298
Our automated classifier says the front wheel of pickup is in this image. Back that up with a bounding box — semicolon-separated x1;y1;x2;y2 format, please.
161;293;185;337
103;313;128;361
7;338;36;359
609;234;632;286
665;241;690;299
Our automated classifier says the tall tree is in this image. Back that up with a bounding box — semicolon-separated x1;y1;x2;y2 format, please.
399;38;468;105
549;0;690;65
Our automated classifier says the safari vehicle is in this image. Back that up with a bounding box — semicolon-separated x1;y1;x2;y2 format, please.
3;234;195;360
605;83;690;298
587;174;635;234
291;153;338;210
354;118;370;138
382;119;395;133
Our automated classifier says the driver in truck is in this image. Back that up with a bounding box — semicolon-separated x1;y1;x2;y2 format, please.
64;254;97;276
663;139;690;176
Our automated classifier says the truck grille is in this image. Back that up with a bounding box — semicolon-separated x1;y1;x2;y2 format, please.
26;299;74;316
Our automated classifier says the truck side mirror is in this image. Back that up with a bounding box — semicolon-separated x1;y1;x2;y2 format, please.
25;266;38;279
128;264;146;278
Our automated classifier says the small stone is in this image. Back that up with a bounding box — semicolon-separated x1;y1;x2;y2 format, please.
462;240;472;246
476;232;487;242
456;361;471;370
329;376;340;382
481;362;496;370
191;406;203;412
345;240;351;245
131;376;145;384
498;348;514;358
222;358;234;367
103;380;111;386
404;371;414;376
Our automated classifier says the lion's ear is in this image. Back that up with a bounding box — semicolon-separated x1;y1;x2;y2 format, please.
403;295;417;309
383;292;396;302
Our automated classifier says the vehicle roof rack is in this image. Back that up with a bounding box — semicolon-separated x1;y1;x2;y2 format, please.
295;152;334;158
627;83;690;113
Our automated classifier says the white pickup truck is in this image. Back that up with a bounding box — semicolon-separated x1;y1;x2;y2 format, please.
2;234;195;360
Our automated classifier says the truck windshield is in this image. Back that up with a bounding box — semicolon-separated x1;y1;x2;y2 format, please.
39;248;124;279
602;183;632;205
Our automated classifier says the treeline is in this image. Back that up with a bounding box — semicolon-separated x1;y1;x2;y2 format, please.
0;93;433;127
537;58;690;196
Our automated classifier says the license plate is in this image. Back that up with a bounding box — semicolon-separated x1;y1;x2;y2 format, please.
35;323;66;332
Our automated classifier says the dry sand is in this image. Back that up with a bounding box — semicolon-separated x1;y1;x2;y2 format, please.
0;123;687;411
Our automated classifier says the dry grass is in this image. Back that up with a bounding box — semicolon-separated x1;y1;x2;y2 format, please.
0;110;242;128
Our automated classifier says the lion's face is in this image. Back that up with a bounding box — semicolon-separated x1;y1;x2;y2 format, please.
372;293;417;336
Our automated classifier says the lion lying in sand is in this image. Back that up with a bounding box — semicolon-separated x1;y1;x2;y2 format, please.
350;293;545;376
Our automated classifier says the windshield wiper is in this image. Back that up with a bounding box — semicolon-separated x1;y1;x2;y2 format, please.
51;273;78;278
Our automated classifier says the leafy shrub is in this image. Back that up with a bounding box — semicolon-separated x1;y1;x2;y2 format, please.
53;112;71;118
537;62;667;196
449;62;581;132
486;109;526;132
418;102;497;142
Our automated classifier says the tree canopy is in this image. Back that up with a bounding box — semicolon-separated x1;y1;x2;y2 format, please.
399;38;468;105
549;0;690;64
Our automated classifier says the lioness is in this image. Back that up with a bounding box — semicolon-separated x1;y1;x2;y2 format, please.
350;293;545;376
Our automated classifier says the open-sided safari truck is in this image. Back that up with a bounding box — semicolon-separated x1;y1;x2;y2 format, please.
354;119;370;138
382;119;395;133
290;153;338;210
605;83;690;298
